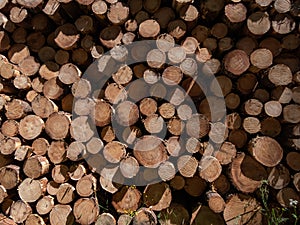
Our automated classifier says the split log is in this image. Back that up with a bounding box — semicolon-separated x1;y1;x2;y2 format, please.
214;141;236;165
226;112;241;130
101;125;115;142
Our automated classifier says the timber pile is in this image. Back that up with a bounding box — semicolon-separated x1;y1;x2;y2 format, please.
0;0;299;224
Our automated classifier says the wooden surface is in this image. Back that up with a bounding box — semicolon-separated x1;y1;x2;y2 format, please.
0;0;299;224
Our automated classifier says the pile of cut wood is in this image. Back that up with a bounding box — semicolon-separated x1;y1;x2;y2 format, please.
0;0;299;224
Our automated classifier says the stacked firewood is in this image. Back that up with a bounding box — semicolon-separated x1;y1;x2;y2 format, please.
0;0;299;224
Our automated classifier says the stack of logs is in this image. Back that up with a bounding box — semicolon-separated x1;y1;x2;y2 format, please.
0;0;299;224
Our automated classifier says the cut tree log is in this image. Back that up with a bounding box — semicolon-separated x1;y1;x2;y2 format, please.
23;155;49;179
133;135;168;168
248;136;283;167
268;164;290;190
56;183;75;204
132;207;157;225
230;153;267;193
0;165;20;190
223;194;262;225
143;182;172;211
158;203;189;225
49;204;74;225
36;195;54;215
112;186;141;213
95;213;117;225
9;200;32;224
190;205;225;225
206;190;226;213
18;178;43;203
